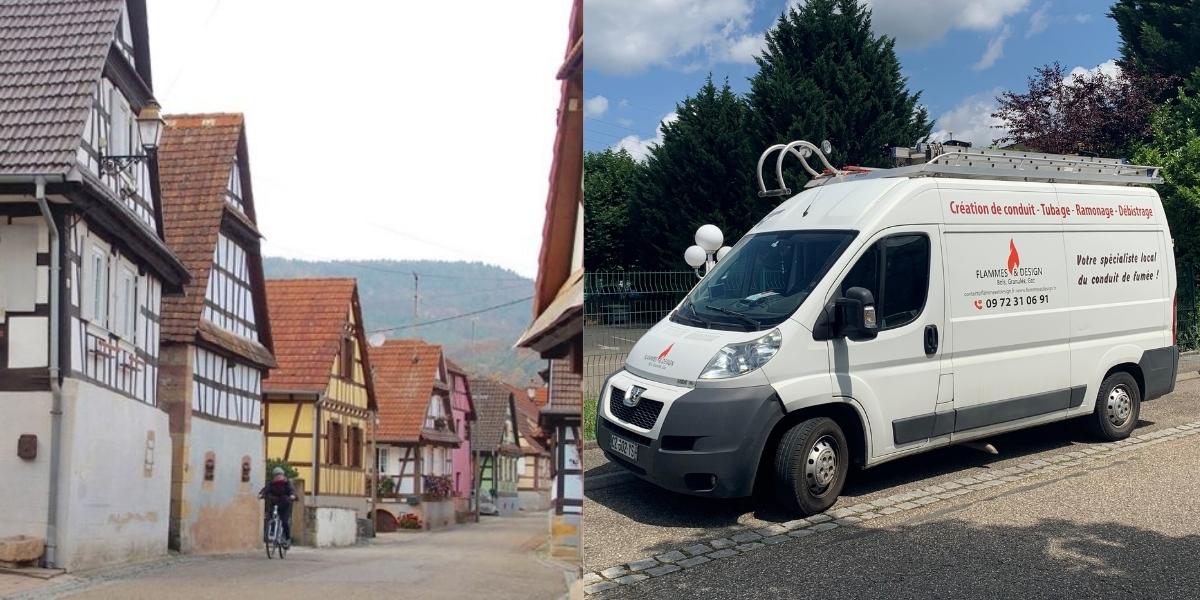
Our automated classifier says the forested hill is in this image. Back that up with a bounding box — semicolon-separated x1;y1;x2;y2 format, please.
263;258;542;385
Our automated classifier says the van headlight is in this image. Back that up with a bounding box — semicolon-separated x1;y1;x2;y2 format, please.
699;329;782;379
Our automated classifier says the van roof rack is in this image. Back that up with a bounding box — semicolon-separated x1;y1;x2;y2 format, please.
756;140;1163;196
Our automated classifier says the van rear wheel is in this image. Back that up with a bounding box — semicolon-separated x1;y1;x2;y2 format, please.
774;417;849;516
1087;372;1141;441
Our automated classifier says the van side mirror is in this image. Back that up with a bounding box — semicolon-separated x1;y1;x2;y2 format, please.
836;287;878;341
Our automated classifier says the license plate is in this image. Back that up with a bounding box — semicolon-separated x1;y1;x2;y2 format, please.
609;434;639;462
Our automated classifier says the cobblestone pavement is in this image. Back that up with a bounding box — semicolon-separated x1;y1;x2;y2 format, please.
1;513;574;600
584;375;1200;596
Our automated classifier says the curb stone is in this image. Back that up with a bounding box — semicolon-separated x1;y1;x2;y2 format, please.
584;418;1200;595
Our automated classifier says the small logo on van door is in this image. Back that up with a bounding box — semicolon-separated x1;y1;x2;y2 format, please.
623;386;646;408
1007;239;1020;273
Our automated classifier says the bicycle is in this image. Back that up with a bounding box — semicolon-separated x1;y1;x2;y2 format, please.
265;505;288;559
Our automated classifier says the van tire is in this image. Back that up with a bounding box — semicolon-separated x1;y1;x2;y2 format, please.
1087;372;1141;441
774;417;849;516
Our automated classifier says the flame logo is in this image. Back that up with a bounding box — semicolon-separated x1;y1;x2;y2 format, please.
658;344;674;360
1007;239;1020;273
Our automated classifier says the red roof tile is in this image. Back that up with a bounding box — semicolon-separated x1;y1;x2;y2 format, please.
263;278;360;394
373;339;449;443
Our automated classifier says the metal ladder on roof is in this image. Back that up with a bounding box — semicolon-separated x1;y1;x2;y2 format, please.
756;140;1163;197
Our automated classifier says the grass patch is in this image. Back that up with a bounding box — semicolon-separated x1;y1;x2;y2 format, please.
584;397;597;442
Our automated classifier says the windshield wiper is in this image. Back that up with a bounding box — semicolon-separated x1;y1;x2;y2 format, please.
704;304;761;329
683;300;711;327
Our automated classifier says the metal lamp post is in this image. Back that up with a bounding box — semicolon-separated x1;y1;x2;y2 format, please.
100;99;165;178
684;224;732;278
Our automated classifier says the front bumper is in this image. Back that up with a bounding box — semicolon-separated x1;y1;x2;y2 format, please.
596;374;784;497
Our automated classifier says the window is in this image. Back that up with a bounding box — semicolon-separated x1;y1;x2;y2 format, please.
678;230;857;331
109;89;130;156
377;448;389;474
114;265;137;340
86;244;110;326
840;233;930;330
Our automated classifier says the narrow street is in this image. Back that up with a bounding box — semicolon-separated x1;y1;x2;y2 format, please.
1;513;573;600
585;372;1200;597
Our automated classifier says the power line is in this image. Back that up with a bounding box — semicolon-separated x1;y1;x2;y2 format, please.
367;296;533;334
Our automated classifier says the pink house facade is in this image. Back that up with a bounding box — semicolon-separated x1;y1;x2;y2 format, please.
447;361;477;519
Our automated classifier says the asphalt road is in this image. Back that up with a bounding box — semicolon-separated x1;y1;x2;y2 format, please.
584;375;1200;576
3;513;573;600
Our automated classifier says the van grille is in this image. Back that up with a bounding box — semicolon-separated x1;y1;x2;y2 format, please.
608;386;664;430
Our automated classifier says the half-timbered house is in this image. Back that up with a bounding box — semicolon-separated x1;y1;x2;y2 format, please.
0;0;191;571
157;113;276;554
515;0;584;563
468;378;522;516
262;278;376;520
512;388;552;511
445;359;476;520
371;339;461;530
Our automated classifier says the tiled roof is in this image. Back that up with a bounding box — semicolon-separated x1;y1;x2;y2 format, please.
528;0;582;319
197;321;274;369
512;391;548;455
263;278;357;393
158;113;273;367
543;358;582;416
373;339;449;443
0;0;123;175
469;377;515;452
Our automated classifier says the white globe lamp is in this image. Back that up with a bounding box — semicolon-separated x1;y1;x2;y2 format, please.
715;246;732;262
684;245;707;269
695;224;723;253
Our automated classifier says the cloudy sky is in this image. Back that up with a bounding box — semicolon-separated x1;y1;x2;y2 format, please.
584;0;1120;157
147;1;572;279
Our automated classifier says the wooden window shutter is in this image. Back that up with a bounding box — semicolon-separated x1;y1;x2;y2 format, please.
341;337;354;378
328;421;342;466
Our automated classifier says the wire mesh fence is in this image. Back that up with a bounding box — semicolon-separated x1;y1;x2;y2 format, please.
584;271;696;400
1178;263;1198;352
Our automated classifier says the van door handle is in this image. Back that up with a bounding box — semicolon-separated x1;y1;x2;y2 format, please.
924;324;939;356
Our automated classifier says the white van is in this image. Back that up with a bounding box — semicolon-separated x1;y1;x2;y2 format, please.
596;142;1179;515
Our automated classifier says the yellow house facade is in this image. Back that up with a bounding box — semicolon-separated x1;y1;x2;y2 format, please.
263;278;377;516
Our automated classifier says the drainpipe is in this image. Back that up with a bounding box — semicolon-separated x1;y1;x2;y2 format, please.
35;178;63;568
312;392;326;507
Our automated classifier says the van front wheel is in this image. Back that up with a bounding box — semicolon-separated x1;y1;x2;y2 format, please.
1087;372;1141;441
774;417;849;516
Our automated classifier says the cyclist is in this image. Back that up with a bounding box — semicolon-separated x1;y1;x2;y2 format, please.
259;467;297;546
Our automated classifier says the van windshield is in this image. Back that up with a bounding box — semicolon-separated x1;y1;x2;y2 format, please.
673;230;856;331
